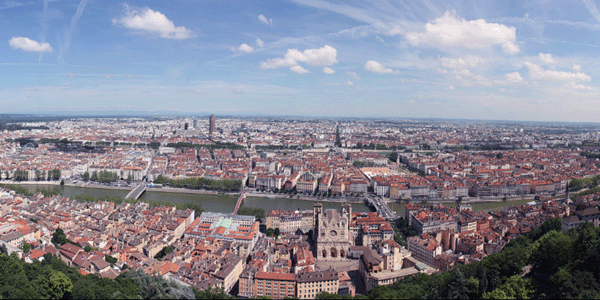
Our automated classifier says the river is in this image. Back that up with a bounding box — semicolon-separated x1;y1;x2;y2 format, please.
15;184;372;214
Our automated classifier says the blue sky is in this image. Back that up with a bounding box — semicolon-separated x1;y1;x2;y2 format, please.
3;0;600;121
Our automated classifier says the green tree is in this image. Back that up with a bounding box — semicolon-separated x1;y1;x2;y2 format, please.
82;171;90;182
84;245;92;252
51;228;67;246
91;171;98;182
274;228;281;239
47;269;73;299
483;275;533;299
193;286;233;299
126;174;132;185
105;255;117;264
266;228;274;237
20;242;31;253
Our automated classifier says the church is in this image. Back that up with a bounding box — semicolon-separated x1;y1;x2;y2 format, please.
313;203;354;259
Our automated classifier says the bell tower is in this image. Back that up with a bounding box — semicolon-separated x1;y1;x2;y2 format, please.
313;203;323;239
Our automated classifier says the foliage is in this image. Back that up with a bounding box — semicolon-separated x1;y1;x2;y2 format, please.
0;252;144;299
482;276;533;299
91;170;120;183
335;125;341;147
366;217;600;299
20;242;31;253
166;142;244;151
154;246;174;261
47;169;61;181
353;161;376;168
105;255;117;264
153;175;241;192
237;205;266;219
0;184;33;196
51;228;67;246
122;268;194;299
386;151;398;163
82;171;90;182
193;286;233;299
70;193;134;206
12;169;29;181
274;227;281;239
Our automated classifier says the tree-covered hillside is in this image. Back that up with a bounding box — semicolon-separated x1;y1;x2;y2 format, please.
0;252;202;299
361;217;600;299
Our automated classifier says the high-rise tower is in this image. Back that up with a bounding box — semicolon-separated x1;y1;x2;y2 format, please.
209;114;216;135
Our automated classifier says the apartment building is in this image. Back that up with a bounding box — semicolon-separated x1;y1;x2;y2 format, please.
296;269;340;299
254;272;296;299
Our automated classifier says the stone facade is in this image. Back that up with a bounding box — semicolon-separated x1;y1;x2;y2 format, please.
314;203;354;259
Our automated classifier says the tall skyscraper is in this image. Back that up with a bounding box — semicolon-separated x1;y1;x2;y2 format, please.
209;114;216;135
193;119;197;130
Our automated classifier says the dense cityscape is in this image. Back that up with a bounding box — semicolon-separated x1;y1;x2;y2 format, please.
5;0;600;298
0;115;599;298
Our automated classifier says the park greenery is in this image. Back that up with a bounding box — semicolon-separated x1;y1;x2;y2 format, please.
86;170;120;184
154;175;241;192
237;205;266;219
568;173;600;192
580;150;600;160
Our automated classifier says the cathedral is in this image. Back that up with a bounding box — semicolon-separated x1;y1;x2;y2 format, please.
313;203;353;259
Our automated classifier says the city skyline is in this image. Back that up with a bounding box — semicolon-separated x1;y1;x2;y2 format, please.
3;0;600;122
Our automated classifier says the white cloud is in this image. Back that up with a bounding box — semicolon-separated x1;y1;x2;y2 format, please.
573;64;582;71
440;56;484;69
524;62;591;82
449;86;455;90
569;82;592;90
105;74;114;79
258;14;272;27
364;60;399;74
346;71;360;80
345;80;354;86
538;53;555;63
113;4;193;39
323;67;335;74
66;72;76;78
260;45;338;69
255;38;264;48
405;10;520;55
505;72;523;83
9;37;53;53
290;65;309;74
236;43;254;53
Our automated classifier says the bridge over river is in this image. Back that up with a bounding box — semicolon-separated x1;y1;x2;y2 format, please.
125;183;147;200
365;196;398;220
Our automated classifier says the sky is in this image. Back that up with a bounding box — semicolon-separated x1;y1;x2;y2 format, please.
3;0;600;122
